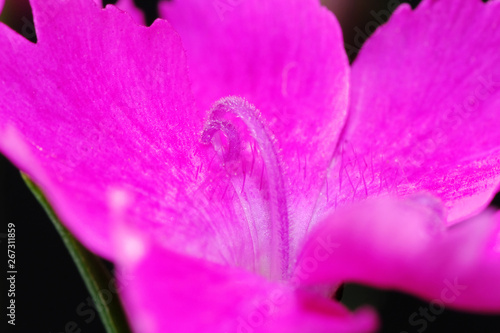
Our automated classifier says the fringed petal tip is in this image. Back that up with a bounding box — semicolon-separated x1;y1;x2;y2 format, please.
111;0;146;25
324;0;500;224
0;0;199;259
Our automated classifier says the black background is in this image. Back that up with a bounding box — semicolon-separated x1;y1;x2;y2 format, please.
1;0;500;332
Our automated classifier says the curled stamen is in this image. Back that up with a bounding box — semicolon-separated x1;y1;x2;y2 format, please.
201;96;290;279
201;120;241;161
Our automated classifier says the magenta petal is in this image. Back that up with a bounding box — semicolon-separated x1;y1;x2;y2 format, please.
297;196;500;312
159;0;350;247
0;0;201;258
0;0;4;13
115;226;378;333
323;0;500;223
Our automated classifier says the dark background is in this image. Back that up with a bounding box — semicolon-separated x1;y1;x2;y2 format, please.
1;0;500;332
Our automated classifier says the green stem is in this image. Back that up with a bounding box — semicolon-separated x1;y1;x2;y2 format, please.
22;173;132;333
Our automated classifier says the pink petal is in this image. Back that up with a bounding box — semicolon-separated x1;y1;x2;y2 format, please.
0;0;316;276
0;0;4;13
0;0;202;258
159;0;350;252
322;0;500;223
114;224;378;333
297;195;500;312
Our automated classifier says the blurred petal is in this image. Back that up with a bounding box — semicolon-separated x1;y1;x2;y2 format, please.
115;225;378;333
159;0;350;251
298;195;500;312
0;0;201;258
323;0;500;223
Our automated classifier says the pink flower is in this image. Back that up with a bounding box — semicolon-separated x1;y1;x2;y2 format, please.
0;0;499;332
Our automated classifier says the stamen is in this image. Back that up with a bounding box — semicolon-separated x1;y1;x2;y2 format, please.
201;97;290;279
201;120;241;162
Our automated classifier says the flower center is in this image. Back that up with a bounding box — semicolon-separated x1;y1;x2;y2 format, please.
201;97;290;280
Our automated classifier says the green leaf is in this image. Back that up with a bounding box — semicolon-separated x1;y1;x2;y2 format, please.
22;173;132;333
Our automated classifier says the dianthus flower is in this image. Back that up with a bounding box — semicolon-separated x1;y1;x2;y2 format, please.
0;0;499;332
